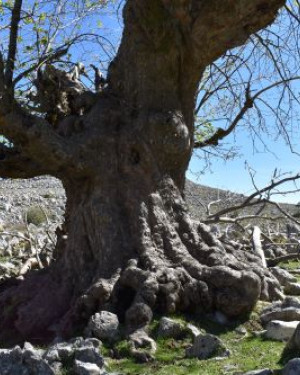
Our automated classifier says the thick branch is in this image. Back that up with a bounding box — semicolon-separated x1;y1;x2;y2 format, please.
190;0;285;66
108;0;285;133
4;0;23;93
0;144;49;178
0;107;86;178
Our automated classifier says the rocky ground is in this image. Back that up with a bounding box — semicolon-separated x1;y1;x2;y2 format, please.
0;176;65;282
1;177;300;374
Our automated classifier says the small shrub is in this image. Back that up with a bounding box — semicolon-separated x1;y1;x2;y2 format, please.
25;205;48;226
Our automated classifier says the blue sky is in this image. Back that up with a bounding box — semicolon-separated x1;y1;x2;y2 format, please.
97;3;300;205
71;2;300;204
188;132;300;204
8;1;300;204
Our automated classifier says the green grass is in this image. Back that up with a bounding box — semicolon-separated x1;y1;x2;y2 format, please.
105;314;286;375
280;259;300;283
0;256;10;263
280;259;300;271
105;262;300;375
107;334;284;375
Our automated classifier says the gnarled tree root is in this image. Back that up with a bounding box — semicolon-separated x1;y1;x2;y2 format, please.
0;186;284;345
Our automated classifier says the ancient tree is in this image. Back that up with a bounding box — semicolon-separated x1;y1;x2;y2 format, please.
0;0;286;344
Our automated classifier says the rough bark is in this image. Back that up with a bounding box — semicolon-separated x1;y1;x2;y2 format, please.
0;0;285;345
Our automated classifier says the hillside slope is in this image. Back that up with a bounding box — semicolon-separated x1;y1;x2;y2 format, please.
184;179;298;223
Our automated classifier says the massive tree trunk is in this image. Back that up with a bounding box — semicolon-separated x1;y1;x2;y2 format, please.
0;0;285;344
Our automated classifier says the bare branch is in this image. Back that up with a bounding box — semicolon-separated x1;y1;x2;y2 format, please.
194;83;253;147
194;76;300;148
12;47;68;86
243;173;300;206
204;172;300;228
204;213;284;225
4;0;23;94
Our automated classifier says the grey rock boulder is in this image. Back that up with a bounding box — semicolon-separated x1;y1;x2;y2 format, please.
282;358;300;375
84;338;102;348
261;297;300;325
43;348;60;364
284;322;300;354
74;347;104;368
125;303;153;332
55;345;73;361
87;311;119;341
285;283;300;296
73;360;102;375
0;346;54;375
0;347;27;375
128;329;157;363
270;267;297;287
265;320;299;341
185;334;229;360
157;317;185;339
23;351;55;375
186;323;201;338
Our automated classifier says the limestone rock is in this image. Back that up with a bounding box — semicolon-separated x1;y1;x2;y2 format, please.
282;358;300;375
0;346;54;375
157;317;185;339
74;360;102;375
0;347;26;375
125;303;153;332
261;297;300;325
129;329;157;363
185;334;229;360
285;283;300;296
235;326;247;336
270;267;297;287
55;345;73;361
43;348;60;364
186;323;201;338
84;338;102;348
74;347;104;368
23;351;55;375
284;322;300;354
265;320;299;341
87;311;119;341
